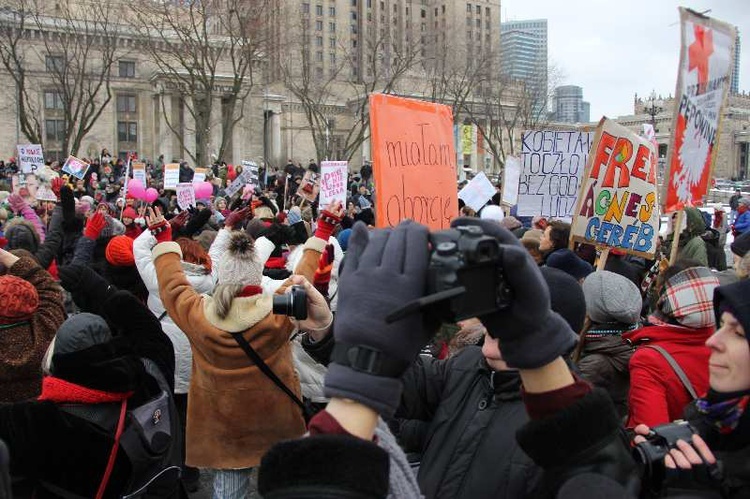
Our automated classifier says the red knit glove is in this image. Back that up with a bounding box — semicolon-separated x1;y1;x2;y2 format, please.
225;206;252;230
313;244;335;297
83;212;107;239
314;208;342;241
168;211;189;235
148;219;172;243
51;177;65;200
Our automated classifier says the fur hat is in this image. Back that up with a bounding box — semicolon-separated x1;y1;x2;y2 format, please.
217;232;264;286
0;275;39;325
3;219;41;253
546;249;593;281
480;205;504;222
583;271;641;325
731;231;750;258
105;235;135;267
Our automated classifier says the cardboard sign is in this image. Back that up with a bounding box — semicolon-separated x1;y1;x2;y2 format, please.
164;163;180;190
241;161;260;189
192;167;208;183
132;162;147;185
571;118;659;258
664;8;736;213
176;183;196;210
296;170;320;203
370;94;458;230
319;161;348;208
17;144;44;174
517;130;593;220
459;171;495;212
61;155;90;180
502;156;521;206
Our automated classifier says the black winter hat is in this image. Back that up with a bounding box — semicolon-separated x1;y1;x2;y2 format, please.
4;220;40;253
731;231;750;258
47;313;112;375
541;266;587;334
714;279;750;337
258;434;389;498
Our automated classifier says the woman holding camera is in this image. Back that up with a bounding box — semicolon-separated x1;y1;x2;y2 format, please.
146;203;340;498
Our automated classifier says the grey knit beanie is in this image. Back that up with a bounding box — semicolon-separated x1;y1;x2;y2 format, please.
582;270;641;325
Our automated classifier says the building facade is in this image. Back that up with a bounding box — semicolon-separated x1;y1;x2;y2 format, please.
500;19;547;88
732;31;741;95
553;85;590;124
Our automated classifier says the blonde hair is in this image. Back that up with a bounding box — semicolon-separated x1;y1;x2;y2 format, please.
212;283;243;320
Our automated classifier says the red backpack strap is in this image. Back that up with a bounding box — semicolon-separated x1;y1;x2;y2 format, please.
95;399;128;499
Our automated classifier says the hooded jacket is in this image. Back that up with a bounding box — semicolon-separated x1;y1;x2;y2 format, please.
0;254;65;402
394;347;542;499
677;207;709;266
151;234;325;469
576;332;634;420
133;229;216;394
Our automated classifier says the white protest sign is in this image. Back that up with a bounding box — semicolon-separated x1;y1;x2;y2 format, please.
517;130;594;220
241;161;260;189
502;156;521;206
17;144;44;174
225;164;257;198
164;163;180;190
458;171;496;212
132;162;147;185
192;167;208;183
319;161;348;208
176;183;196;210
61;155;90;180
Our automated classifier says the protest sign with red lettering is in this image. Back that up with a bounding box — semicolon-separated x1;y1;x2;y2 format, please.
571;118;659;259
664;8;736;213
296;170;320;203
176;183;196;211
319;161;348;208
17;144;44;174
61;155;90;180
370;93;458;230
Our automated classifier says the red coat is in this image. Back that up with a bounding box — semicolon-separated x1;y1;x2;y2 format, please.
623;324;712;428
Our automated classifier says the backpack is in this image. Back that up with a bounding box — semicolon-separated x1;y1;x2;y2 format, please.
55;358;182;499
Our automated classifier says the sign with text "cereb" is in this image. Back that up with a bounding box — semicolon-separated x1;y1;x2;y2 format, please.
17;144;44;174
319;161;348;208
517;130;593;220
370;93;458;230
571;118;659;259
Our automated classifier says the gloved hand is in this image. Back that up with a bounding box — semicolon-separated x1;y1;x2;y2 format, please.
315;201;344;241
83;212;107;240
51;177;65;200
224;206;252;230
7;193;27;214
313;243;335;297
59;264;114;315
324;220;433;417
450;217;576;369
146;207;172;243
60;185;75;223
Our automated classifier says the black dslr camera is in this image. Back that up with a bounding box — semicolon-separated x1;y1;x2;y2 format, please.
272;285;308;320
633;420;697;478
387;225;512;324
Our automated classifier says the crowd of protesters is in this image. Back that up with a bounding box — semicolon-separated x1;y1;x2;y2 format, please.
0;150;749;499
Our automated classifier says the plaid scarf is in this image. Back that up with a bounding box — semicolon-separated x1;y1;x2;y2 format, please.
649;267;720;329
696;395;750;435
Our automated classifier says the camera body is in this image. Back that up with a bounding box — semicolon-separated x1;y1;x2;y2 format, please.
633;420;697;478
272;285;308;320
426;225;512;323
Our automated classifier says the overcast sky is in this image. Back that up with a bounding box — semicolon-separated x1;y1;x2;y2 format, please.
501;0;750;120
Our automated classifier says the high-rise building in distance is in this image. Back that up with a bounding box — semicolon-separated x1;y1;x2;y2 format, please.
732;30;741;94
500;19;548;96
553;85;590;123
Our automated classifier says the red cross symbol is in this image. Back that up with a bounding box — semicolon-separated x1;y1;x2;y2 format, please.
688;24;714;89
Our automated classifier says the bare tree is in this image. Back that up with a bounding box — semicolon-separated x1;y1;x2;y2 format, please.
131;0;267;166
280;12;419;164
0;0;122;156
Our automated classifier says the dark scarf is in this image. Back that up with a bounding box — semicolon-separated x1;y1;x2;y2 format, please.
696;389;750;435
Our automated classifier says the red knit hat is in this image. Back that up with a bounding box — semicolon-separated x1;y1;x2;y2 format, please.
105;235;135;267
122;207;137;220
0;275;39;325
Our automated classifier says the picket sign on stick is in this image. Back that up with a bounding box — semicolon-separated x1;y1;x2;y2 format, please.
596;247;611;271
669;210;686;264
458;171;495;212
319;161;348;208
570;117;659;260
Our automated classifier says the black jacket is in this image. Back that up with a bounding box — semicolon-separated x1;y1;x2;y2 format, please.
0;288;177;498
394;348;541;499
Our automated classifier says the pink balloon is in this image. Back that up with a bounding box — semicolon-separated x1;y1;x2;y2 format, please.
145;187;159;203
196;181;213;199
128;183;146;200
128;178;144;191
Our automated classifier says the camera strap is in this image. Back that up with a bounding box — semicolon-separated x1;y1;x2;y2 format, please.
230;332;307;414
331;342;410;377
644;345;698;400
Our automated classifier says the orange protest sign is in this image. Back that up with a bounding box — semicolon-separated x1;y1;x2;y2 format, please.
370;94;458;230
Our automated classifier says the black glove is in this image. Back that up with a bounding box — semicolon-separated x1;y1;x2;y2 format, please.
60;186;75;225
324;220;433;417
179;208;212;238
450;217;576;369
59;264;114;315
